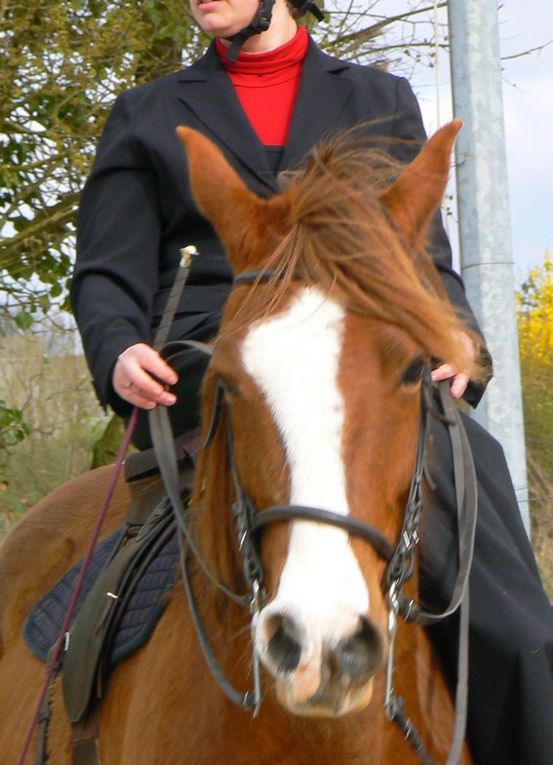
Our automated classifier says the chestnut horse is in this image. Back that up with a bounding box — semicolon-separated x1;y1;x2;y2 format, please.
0;122;477;764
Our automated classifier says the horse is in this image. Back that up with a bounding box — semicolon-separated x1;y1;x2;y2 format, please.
0;121;478;764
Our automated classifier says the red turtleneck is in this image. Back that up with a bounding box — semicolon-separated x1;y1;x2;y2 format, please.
216;26;309;146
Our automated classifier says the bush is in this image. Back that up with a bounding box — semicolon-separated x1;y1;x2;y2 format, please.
517;253;553;595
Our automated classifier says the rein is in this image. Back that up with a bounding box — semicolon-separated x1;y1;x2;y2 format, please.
151;268;478;765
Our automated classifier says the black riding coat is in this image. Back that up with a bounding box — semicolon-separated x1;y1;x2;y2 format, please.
72;38;485;417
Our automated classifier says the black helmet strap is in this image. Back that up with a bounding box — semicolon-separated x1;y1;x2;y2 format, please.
225;0;324;62
226;0;277;62
288;1;325;22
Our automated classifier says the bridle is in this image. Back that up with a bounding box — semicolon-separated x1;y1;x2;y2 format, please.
149;268;478;765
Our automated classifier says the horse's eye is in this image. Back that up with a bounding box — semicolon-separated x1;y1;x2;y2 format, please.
401;357;426;385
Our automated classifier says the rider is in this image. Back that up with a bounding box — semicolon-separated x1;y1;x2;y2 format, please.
71;2;553;763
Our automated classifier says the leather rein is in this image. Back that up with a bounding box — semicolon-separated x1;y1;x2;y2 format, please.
149;268;478;765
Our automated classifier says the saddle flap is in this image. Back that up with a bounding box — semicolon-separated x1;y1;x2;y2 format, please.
62;503;176;723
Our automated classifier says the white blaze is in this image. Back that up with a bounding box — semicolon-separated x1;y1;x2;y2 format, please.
242;287;369;658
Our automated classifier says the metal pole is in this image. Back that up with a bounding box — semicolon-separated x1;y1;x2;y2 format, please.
447;0;530;533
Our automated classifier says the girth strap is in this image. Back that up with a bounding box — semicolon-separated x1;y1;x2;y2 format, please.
72;713;101;765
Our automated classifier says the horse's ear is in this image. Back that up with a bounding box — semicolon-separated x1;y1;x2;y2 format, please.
176;126;267;271
380;120;462;245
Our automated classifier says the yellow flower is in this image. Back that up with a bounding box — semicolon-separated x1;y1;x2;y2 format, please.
517;252;553;367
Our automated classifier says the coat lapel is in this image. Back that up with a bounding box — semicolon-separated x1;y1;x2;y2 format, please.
177;44;276;193
176;39;355;192
280;42;353;170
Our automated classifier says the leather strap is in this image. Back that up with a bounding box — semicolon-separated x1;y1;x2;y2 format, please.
386;382;477;765
401;384;477;626
148;403;259;711
124;476;168;527
72;713;101;765
437;384;477;765
397;384;477;764
153;246;197;351
252;505;395;561
124;430;200;483
34;686;53;765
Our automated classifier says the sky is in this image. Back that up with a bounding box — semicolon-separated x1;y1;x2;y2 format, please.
497;1;552;279
385;0;553;281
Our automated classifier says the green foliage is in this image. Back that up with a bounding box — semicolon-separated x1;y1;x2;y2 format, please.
14;310;35;330
1;0;204;318
0;415;106;524
0;330;106;523
522;371;553;478
0;398;31;452
91;413;126;469
1;1;443;324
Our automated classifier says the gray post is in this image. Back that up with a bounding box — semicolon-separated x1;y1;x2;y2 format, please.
447;0;530;533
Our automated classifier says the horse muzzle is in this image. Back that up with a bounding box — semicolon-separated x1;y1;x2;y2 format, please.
255;611;386;717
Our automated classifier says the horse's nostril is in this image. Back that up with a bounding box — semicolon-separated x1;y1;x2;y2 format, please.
265;614;302;674
335;617;384;682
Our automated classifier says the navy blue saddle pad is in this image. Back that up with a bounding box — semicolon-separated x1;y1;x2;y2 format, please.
24;525;180;667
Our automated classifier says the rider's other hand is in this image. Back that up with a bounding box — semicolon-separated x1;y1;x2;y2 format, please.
112;343;179;410
431;332;476;399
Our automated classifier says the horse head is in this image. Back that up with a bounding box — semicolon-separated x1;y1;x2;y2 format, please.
177;122;476;719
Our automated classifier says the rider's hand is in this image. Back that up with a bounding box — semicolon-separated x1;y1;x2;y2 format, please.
431;332;476;399
112;343;178;410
